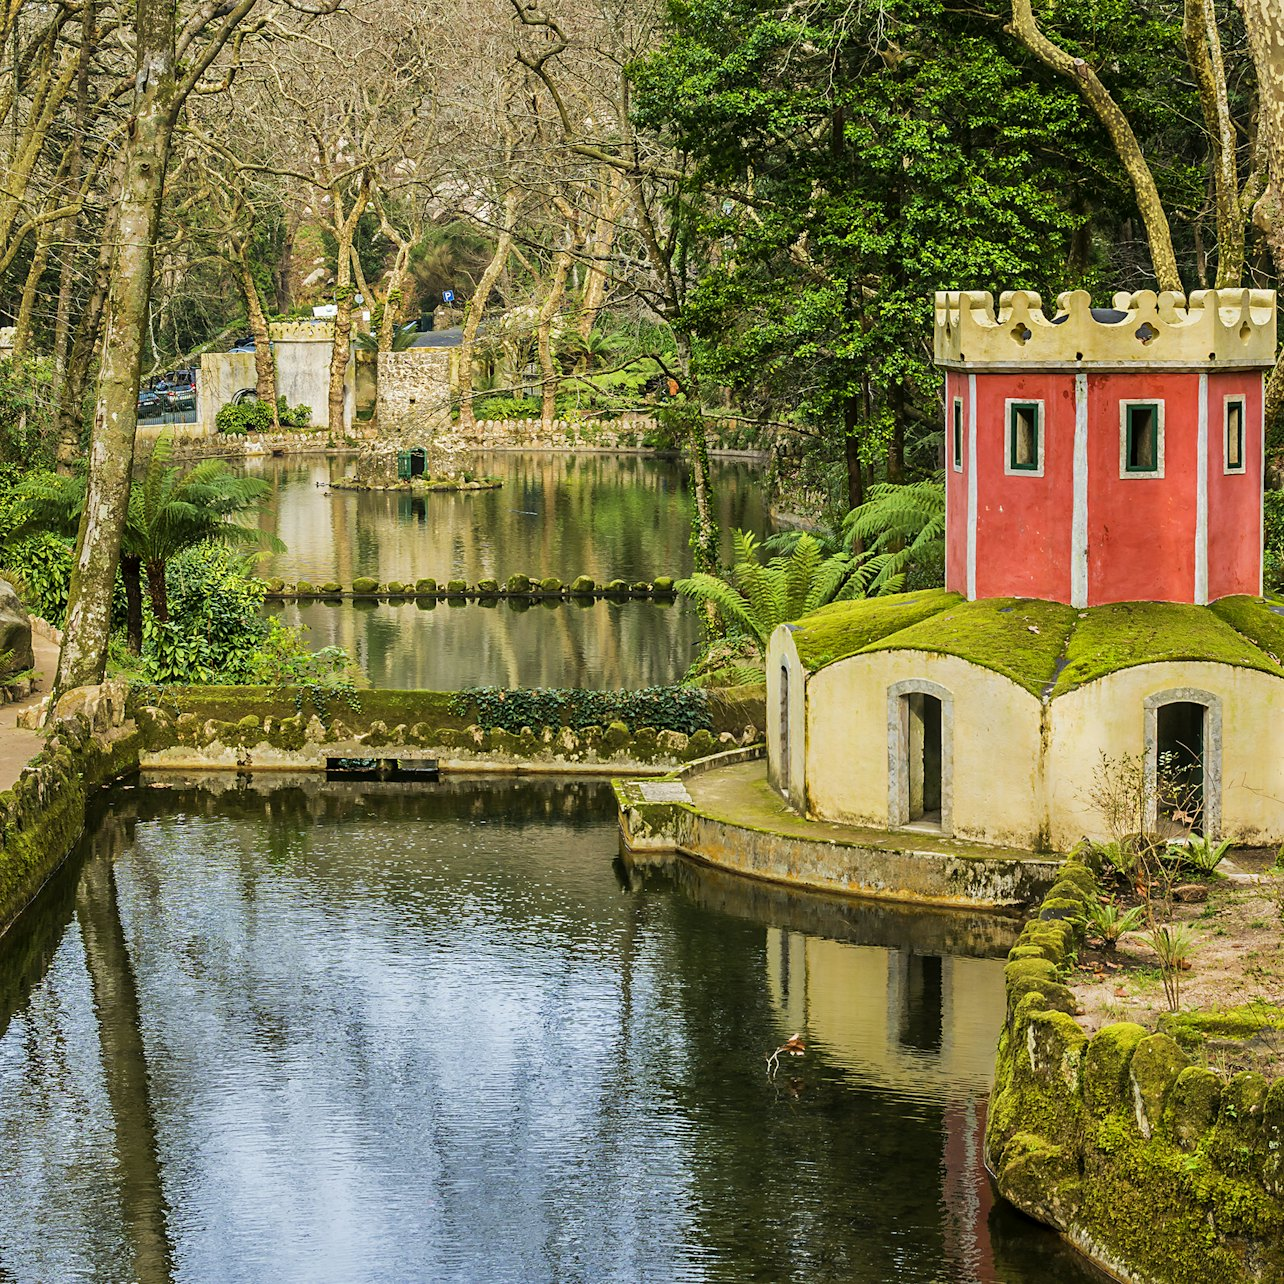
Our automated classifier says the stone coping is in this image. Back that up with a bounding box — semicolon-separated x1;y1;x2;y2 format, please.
615;754;1057;910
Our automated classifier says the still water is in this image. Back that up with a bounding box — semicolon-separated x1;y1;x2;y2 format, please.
247;452;768;689
0;778;1105;1283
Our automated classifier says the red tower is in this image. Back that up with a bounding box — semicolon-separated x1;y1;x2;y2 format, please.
935;289;1277;607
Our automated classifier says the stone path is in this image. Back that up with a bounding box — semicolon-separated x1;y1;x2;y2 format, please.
683;758;1046;862
0;631;59;793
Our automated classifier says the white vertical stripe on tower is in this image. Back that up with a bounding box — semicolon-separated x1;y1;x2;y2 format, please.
966;373;978;599
1195;372;1209;605
1071;372;1089;608
1261;372;1268;597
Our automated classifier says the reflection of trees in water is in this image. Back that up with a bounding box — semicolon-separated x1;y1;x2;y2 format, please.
0;778;1103;1282
257;451;768;587
76;817;174;1284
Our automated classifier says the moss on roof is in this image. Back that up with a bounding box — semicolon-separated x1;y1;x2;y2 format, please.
1209;595;1284;667
862;597;1078;697
792;592;1284;700
1050;600;1281;696
789;588;960;670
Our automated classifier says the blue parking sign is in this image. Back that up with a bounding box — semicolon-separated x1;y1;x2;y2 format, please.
442;290;455;303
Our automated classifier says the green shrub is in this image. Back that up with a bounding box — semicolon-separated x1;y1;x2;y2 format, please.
453;685;712;735
216;401;273;435
474;395;539;421
277;397;312;429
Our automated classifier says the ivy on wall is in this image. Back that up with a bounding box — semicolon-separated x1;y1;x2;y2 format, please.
452;685;712;735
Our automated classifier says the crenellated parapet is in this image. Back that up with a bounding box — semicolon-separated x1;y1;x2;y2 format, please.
934;287;1277;368
268;319;335;343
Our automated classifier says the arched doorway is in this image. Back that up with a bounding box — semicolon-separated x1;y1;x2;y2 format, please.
1144;689;1222;838
888;680;954;834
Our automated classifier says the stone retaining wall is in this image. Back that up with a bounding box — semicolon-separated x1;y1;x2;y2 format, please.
986;848;1284;1283
129;684;764;776
0;682;140;940
614;755;1058;909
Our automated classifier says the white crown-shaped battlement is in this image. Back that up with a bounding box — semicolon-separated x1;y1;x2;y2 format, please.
268;319;335;342
934;288;1277;366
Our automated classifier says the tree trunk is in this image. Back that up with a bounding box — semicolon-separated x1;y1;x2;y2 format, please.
52;0;95;384
1242;0;1284;442
457;189;518;431
144;558;168;624
1184;0;1244;286
55;0;177;697
844;394;865;518
537;248;572;429
578;169;624;349
121;554;144;653
1008;0;1182;291
326;179;369;436
55;213;114;473
237;246;278;431
11;221;52;360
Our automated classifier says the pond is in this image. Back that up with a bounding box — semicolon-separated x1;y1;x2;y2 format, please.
247;451;769;689
0;777;1107;1283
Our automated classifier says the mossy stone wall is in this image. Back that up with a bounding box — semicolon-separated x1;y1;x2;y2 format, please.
130;685;764;773
0;717;142;939
987;850;1284;1282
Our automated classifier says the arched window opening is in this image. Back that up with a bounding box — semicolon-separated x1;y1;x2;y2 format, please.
1156;701;1206;836
779;663;790;793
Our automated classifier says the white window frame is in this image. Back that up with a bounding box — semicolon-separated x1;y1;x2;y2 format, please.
1223;395;1247;476
1119;398;1165;479
952;397;964;473
1004;398;1045;478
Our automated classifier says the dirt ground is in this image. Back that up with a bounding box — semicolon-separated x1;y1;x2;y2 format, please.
1070;865;1284;1078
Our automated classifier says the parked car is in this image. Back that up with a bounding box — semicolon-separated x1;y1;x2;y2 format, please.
230;337;256;353
136;388;164;419
162;369;196;410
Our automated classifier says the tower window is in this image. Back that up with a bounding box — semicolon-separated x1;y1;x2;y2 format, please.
1007;401;1042;474
1121;401;1164;477
1225;398;1246;474
952;398;963;472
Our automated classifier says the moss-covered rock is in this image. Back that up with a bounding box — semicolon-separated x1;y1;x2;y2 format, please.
652;576;675;593
1129;1034;1191;1137
539;577;562;593
630;581;650;593
1081;1023;1148;1117
1162;1067;1224;1148
604;579;629;595
385;581;408;595
294;580;315;595
265;578;286;594
506;574;531;594
414;578;437;595
603;720;630;751
570;576;596;595
476;578;499;595
352;577;380;594
446;580;468;595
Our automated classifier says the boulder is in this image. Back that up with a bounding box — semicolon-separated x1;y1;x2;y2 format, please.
0;580;34;673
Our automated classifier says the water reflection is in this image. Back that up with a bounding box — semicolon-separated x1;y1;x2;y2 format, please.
0;779;1107;1283
250;452;769;586
268;596;700;689
244;452;768;689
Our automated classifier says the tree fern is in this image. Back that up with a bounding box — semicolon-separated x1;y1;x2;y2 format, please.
842;476;945;591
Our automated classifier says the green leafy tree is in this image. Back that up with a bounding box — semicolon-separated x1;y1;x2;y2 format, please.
842;477;946;594
9;434;282;651
127;435;284;627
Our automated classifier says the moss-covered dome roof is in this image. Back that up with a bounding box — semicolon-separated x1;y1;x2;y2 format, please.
787;590;1284;699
